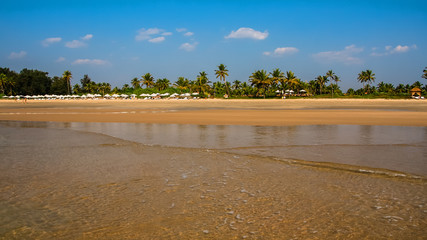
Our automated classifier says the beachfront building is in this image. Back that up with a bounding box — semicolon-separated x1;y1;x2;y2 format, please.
409;87;422;98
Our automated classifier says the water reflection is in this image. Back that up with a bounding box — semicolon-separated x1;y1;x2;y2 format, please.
1;121;426;176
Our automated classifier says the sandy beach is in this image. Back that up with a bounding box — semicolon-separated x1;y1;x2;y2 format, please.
1;98;427;126
1;98;426;239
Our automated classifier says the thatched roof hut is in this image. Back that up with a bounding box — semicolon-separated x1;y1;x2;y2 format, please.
409;87;422;97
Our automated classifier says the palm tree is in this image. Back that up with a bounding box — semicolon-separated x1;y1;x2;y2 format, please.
326;70;339;97
364;70;376;88
249;70;271;98
270;68;285;95
315;75;328;95
196;71;210;96
141;73;154;88
99;82;111;96
80;74;91;92
215;64;230;97
284;71;300;93
422;67;427;79
174;77;190;91
131;77;141;89
155;78;170;91
62;70;72;95
0;73;7;94
358;70;376;94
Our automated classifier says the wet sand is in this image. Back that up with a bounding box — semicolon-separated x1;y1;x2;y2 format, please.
1;99;427;126
0;124;426;239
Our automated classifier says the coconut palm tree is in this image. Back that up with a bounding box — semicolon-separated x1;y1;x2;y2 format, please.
131;77;141;89
174;77;190;91
284;71;300;92
215;64;230;97
270;68;285;94
62;70;72;95
155;78;170;91
196;71;210;95
249;70;271;98
315;75;328;95
141;73;154;88
99;82;111;96
358;70;376;94
422;67;427;79
0;73;7;94
326;70;339;97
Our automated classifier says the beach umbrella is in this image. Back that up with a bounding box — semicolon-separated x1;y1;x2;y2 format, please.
2;96;8;98
299;90;307;93
191;92;199;96
121;94;129;98
184;93;191;97
8;96;14;99
289;90;294;93
150;93;158;97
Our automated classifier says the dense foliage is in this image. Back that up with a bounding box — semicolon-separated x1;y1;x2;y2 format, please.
1;66;426;99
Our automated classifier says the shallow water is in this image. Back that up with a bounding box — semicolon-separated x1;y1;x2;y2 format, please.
3;121;426;176
0;121;426;239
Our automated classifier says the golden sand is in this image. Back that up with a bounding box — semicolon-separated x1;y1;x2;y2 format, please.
1;98;426;126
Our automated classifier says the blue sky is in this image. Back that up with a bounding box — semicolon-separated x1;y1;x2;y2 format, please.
1;0;426;90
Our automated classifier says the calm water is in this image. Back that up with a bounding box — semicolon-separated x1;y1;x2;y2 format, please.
1;121;426;239
5;121;425;176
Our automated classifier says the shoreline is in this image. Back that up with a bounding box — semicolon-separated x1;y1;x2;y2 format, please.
1;99;427;126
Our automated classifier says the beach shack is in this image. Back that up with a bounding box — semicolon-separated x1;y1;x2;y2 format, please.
409;87;422;98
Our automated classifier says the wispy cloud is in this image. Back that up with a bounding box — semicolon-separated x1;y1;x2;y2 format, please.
313;45;363;65
263;47;299;56
149;36;165;43
184;32;194;36
65;34;93;48
176;28;187;33
81;34;93;40
42;37;62;47
8;51;27;59
371;44;417;56
135;28;170;43
179;42;198;52
72;59;109;65
65;40;87;48
225;27;268;40
56;57;66;62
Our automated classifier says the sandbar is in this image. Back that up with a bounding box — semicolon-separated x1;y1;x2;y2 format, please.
1;98;426;126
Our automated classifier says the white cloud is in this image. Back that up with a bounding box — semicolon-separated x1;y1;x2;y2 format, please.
81;34;93;40
56;57;66;62
8;51;27;59
179;42;198;52
264;47;299;56
176;28;187;32
184;32;194;36
149;36;165;43
42;37;62;47
135;28;171;43
313;45;363;65
72;59;109;65
371;44;417;56
65;40;87;48
225;27;268;40
135;28;161;41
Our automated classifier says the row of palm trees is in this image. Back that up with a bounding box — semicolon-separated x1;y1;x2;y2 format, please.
3;66;425;98
68;65;425;98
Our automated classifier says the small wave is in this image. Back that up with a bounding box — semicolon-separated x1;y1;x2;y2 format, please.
272;157;426;182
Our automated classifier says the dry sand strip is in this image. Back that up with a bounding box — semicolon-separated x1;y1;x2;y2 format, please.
0;99;427;126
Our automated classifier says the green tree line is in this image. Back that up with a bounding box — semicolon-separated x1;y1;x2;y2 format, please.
1;66;426;98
